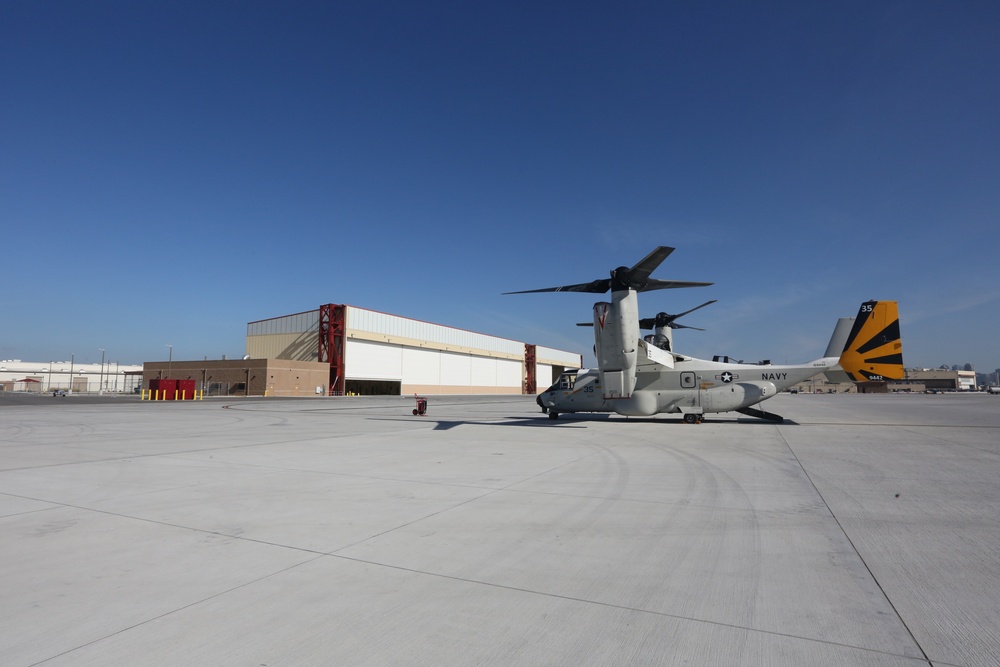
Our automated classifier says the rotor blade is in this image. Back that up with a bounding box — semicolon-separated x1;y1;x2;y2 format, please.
671;299;718;318
505;246;709;294
637;278;714;292
502;278;611;295
629;246;675;284
639;300;718;329
576;322;594;327
636;318;706;331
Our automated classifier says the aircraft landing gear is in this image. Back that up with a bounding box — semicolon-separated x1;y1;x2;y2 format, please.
548;411;560;420
683;413;702;424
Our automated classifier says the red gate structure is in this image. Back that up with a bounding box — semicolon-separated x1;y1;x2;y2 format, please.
524;343;536;394
319;304;346;396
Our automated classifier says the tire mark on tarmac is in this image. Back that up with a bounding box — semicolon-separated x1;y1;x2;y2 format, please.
640;437;765;651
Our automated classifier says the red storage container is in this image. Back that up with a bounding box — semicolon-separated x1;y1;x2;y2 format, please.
150;379;178;400
177;379;196;400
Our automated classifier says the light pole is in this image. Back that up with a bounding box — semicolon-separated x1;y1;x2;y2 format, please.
69;353;74;394
99;349;105;395
167;345;173;378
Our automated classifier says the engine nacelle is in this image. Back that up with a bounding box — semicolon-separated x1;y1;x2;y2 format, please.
705;381;777;412
593;292;640;398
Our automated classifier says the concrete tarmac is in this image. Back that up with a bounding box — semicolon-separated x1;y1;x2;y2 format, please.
1;392;999;666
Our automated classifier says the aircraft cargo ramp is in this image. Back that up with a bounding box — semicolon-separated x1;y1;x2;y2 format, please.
2;393;999;666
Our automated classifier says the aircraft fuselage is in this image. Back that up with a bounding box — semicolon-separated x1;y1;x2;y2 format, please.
538;354;839;419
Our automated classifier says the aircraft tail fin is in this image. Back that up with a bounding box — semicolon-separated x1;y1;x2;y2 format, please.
836;300;904;381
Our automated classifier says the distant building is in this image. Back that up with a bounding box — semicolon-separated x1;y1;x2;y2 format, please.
789;376;857;394
887;368;976;392
0;359;142;393
789;367;982;394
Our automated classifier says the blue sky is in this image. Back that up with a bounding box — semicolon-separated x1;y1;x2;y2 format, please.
2;1;998;373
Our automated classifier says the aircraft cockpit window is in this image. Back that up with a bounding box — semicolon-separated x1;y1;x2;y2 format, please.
558;373;576;390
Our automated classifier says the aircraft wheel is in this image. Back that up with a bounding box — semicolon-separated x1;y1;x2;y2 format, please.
683;413;698;424
548;412;560;420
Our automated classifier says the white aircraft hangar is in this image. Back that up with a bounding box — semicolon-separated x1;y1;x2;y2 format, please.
244;304;582;396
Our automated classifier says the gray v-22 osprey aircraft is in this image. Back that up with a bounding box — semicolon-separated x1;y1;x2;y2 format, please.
506;246;904;423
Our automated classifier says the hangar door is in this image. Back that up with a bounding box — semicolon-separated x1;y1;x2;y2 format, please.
345;379;402;396
345;340;403;395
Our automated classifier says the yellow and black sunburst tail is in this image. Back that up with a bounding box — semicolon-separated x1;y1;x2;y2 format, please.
838;300;904;381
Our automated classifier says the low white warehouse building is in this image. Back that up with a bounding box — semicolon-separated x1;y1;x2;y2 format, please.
246;304;582;396
0;359;143;394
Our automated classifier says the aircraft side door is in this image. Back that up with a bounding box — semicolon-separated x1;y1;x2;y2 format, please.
679;371;701;410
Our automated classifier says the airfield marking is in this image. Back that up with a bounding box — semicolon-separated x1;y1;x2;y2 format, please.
776;428;933;665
